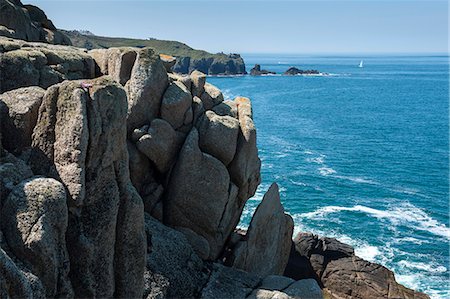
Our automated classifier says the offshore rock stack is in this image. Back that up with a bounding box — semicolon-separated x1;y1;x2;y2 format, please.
0;1;430;298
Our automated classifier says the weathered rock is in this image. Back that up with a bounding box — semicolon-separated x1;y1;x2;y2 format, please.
0;152;34;205
201;263;261;299
190;70;206;97
142;184;164;222
231;183;293;277
200;82;224;110
1;177;72;297
0;86;45;153
0;38;95;92
0;247;41;299
287;233;430;299
228;97;261;202
165;128;237;260
247;277;323;299
160;81;193;129
89;47;137;85
159;54;176;73
192;96;205;125
127;140;153;194
125;47;168;133
145;214;207;298
212;100;238;118
250;64;276;76
30;77;145;298
168;72;192;90
197;110;239;166
136;118;182;174
322;256;429;299
0;25;15;38
172;54;246;75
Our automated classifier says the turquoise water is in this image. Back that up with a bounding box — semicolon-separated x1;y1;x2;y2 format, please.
208;54;449;299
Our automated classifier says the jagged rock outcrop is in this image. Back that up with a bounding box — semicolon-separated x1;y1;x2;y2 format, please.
229;183;294;277
0;0;71;45
0;37;95;93
283;67;320;75
159;54;176;73
29;77;146;298
228;96;261;202
0;27;429;299
285;233;430;299
250;64;276;76
125;47;169;133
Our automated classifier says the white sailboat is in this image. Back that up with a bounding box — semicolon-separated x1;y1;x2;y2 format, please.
358;60;364;68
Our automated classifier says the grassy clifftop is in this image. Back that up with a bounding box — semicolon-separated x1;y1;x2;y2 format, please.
64;30;235;62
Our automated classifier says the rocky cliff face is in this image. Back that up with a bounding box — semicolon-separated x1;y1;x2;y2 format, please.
0;32;429;299
172;54;247;75
0;0;71;45
0;36;308;298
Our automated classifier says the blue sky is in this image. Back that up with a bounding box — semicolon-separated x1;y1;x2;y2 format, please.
27;0;448;54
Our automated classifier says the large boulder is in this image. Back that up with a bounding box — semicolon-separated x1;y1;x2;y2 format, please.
230;183;294;277
125;47;168;133
197;110;239;166
200;82;224;110
247;277;322;299
228;97;261;203
89;47;137;85
0;86;45;153
190;70;206;97
136;118;183;174
201;263;261;299
0;177;72;297
165;128;238;260
145;214;207;298
160;81;193;129
30;77;145;298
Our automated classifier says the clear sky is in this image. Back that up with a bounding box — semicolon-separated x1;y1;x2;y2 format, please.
26;0;448;54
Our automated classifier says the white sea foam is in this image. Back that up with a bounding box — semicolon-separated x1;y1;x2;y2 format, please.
289;179;307;187
318;166;337;176
397;237;430;245
398;261;447;273
306;156;325;164
299;203;450;239
334;175;378;185
355;245;381;262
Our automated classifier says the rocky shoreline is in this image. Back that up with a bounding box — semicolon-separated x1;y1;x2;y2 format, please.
0;1;430;298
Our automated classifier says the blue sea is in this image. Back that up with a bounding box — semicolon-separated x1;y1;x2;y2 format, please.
208;54;449;299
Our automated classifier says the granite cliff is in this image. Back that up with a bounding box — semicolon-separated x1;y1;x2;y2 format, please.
0;2;430;299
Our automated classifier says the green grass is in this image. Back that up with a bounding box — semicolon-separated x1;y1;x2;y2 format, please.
64;30;231;61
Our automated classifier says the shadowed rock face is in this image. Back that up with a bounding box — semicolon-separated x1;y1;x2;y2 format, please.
229;183;294;277
0;0;71;45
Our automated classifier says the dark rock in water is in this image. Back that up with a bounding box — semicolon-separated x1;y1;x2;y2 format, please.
250;64;276;76
285;232;430;299
284;67;320;75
